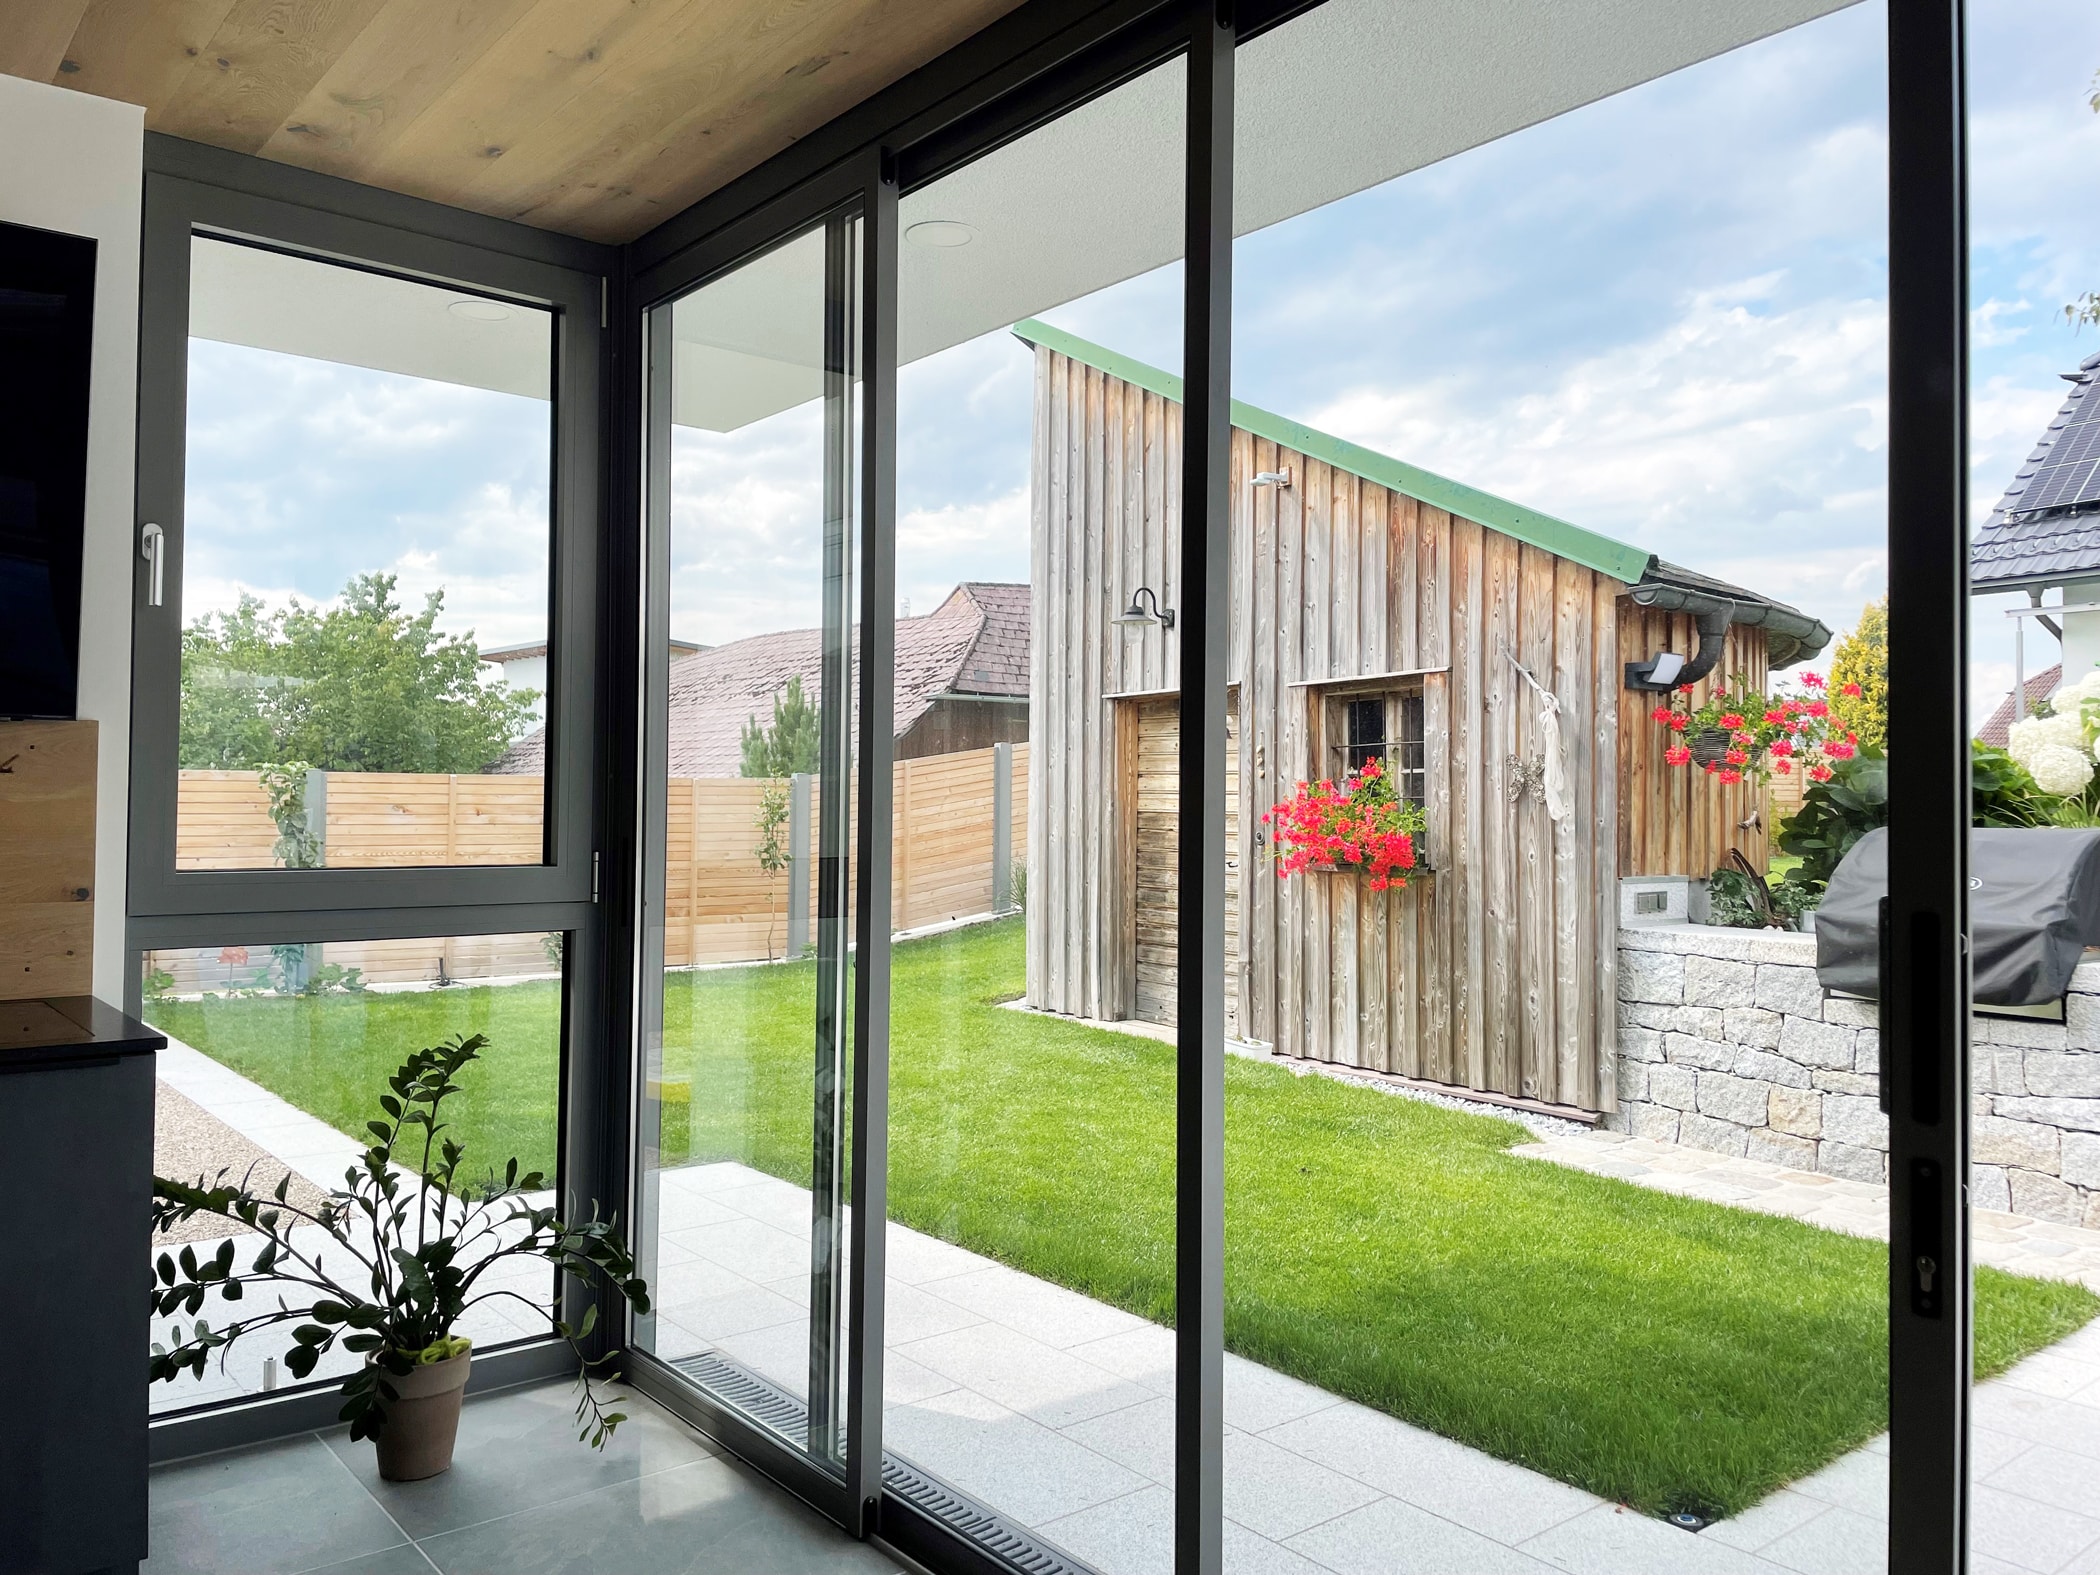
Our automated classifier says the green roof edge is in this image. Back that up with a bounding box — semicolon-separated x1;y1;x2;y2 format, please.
1011;317;1655;586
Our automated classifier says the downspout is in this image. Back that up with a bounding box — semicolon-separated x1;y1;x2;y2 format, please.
1624;585;1735;691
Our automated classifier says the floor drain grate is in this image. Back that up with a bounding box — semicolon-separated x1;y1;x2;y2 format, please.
670;1349;1102;1575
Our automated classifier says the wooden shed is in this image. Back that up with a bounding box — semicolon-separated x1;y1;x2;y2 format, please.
1018;320;1831;1116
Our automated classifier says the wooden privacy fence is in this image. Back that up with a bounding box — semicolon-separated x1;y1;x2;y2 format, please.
166;743;1030;981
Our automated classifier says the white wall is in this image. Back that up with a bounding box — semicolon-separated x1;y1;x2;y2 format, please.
0;77;143;1003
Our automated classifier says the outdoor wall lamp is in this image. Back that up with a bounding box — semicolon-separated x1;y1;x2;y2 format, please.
1252;468;1294;488
1114;586;1177;632
1624;649;1686;691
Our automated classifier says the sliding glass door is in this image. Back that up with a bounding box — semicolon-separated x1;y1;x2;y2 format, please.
633;208;863;1470
614;1;1983;1569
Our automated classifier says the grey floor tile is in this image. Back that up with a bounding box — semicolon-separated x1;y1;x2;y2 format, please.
1971;1482;2100;1573
294;1546;441;1575
324;1381;713;1540
1286;1496;1560;1574
1981;1442;2100;1519
893;1320;1153;1429
1037;1485;1173;1575
1224;1355;1342;1435
1701;1489;1828;1553
1262;1401;1596;1545
1218;1431;1384;1542
1785;1447;1887;1517
1515;1502;1778;1575
147;1434;407;1575
415;1455;898;1575
885;1388;1148;1525
1755;1505;1886;1575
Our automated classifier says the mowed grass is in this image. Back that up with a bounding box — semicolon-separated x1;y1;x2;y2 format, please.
154;918;2098;1519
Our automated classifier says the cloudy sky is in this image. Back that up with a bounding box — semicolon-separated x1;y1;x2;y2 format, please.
185;0;2100;725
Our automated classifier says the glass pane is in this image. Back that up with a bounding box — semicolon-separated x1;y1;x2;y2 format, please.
177;238;553;869
141;931;563;1416
884;56;1185;1571
1220;1;1908;1567
634;214;860;1468
1966;3;2100;1568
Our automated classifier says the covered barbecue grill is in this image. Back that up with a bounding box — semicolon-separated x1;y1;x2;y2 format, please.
1816;827;2100;1007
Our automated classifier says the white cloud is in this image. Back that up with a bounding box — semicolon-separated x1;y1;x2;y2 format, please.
1304;277;1887;636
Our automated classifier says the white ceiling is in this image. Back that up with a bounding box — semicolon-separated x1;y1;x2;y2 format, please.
188;236;552;401
186;0;1854;425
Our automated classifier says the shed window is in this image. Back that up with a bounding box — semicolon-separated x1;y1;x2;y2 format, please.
1325;685;1426;809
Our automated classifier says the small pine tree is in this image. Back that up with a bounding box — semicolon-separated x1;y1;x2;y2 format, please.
1828;597;1888;754
739;675;823;778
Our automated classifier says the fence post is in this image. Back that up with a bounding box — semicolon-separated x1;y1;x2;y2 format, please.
301;768;328;866
304;768;327;978
993;741;1014;913
787;772;813;959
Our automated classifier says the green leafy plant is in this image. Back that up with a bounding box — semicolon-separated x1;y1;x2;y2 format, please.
143;967;177;1002
753;780;792;961
1774;749;1888;894
258;761;323;870
1971;743;2059;829
150;1035;650;1447
541;931;565;970
739;674;822;778
182;574;536;774
1709;852;1817;930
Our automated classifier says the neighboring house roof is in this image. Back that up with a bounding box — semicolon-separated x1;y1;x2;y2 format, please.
1973;351;2100;590
1977;664;2061;747
480;637;701;665
1010;318;1830;664
489;583;1027;776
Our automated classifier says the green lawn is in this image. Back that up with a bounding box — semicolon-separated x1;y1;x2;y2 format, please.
150;917;2098;1520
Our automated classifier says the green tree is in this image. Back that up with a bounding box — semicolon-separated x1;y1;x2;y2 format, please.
1828;596;1888;754
739;675;822;778
753;781;792;961
180;573;536;773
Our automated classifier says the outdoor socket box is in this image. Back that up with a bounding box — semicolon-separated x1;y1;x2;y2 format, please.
1619;875;1708;928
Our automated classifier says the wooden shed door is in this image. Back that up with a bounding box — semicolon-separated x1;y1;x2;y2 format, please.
1128;694;1241;1030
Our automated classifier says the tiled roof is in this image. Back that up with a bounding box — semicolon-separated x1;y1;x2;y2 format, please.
490;582;1027;777
1973;351;2100;588
1977;664;2061;747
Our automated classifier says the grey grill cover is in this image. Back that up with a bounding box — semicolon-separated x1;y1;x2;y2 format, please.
1816;826;2100;1006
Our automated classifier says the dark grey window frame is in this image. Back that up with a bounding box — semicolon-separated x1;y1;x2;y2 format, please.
129;138;608;920
127;137;625;1464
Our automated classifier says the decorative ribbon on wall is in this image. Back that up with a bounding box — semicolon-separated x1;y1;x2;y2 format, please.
1501;644;1570;824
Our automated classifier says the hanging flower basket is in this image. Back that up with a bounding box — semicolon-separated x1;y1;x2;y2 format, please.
1649;672;1861;787
1688;727;1757;771
1261;758;1427;892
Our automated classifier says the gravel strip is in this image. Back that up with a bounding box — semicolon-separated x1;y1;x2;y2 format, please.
154;1083;334;1246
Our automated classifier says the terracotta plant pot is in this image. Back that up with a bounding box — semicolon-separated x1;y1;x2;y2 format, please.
371;1346;472;1482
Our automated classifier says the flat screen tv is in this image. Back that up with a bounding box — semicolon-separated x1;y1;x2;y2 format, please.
0;218;96;720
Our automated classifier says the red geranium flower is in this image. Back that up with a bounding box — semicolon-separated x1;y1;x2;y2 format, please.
1717;767;1743;784
1664;744;1692;766
1839;681;1862;698
1809;763;1834;783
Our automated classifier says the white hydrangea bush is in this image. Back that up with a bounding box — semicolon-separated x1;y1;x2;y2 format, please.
2007;669;2100;799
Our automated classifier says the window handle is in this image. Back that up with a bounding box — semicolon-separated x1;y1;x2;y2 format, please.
141;522;164;607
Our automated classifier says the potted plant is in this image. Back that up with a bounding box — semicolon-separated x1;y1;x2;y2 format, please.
1261;756;1427;891
1648;670;1864;786
150;1035;650;1481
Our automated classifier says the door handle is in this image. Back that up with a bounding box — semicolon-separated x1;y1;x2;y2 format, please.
141;522;164;607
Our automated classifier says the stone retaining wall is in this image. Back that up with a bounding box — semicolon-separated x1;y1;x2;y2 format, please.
1610;924;2100;1227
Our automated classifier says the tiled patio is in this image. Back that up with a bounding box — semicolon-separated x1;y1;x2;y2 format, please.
1516;1128;2100;1291
160;1039;2100;1574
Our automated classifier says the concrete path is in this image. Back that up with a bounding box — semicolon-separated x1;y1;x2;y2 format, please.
1516;1129;2100;1292
639;1158;2090;1575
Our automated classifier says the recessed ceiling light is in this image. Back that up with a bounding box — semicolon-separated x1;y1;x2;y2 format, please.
905;220;977;249
448;298;513;322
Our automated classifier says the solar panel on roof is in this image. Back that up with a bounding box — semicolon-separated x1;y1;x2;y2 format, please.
2010;377;2100;518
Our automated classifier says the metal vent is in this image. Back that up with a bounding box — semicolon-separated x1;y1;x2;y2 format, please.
670;1349;1101;1575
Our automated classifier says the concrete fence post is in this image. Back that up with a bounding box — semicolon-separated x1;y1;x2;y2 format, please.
993;741;1014;913
787;772;813;958
304;768;328;979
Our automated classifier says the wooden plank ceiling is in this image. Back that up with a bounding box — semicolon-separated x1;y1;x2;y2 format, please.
0;0;1024;242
